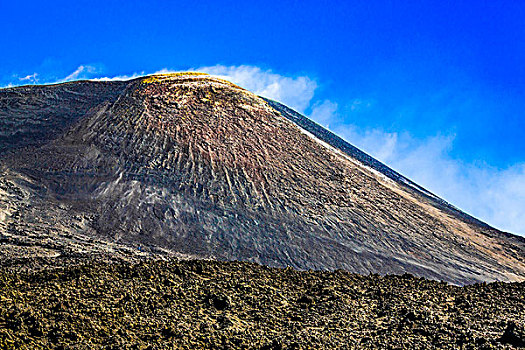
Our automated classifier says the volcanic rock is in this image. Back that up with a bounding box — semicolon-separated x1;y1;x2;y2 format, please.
0;259;524;349
0;73;524;284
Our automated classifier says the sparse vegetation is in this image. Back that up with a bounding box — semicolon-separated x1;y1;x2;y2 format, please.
141;72;209;84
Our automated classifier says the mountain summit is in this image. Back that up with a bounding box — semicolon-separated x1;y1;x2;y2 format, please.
1;73;524;284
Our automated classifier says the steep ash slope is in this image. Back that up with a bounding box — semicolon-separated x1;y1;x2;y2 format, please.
264;98;492;228
0;73;524;284
0;81;126;153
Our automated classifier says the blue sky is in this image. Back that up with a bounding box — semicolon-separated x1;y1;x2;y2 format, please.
1;1;524;235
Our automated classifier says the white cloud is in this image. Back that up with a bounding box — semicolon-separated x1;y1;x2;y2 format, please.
194;65;317;113
19;73;39;83
151;65;317;112
7;65;102;86
90;72;145;81
152;68;176;75
310;100;339;128
62;65;98;81
331;121;525;236
396;141;525;236
88;65;317;113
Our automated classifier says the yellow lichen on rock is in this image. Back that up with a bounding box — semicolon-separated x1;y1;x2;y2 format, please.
141;72;209;84
140;72;249;93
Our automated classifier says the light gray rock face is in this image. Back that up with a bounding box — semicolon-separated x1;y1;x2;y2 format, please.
1;73;524;284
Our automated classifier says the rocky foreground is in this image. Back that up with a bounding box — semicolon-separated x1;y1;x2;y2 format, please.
1;259;524;349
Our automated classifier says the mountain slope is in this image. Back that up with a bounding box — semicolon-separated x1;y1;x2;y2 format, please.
1;73;524;284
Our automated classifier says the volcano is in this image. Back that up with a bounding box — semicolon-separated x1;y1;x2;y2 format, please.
1;73;524;284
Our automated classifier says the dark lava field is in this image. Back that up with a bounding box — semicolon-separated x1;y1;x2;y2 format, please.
1;259;524;349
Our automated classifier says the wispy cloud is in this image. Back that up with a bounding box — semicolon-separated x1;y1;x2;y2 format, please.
2;64;102;87
327;118;525;236
349;98;373;111
194;65;317;113
60;65;146;82
19;73;39;83
90;72;145;81
310;100;338;128
149;65;317;113
62;65;98;81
